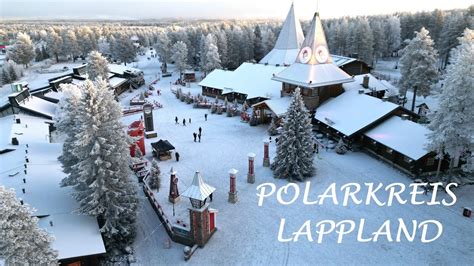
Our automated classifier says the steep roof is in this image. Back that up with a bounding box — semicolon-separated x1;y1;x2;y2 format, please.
259;3;304;65
272;12;353;88
181;171;216;201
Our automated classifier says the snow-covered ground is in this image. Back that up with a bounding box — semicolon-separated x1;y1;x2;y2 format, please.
118;52;474;265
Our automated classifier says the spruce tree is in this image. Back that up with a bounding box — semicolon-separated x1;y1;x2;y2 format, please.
56;83;82;186
8;65;17;82
271;88;314;181
86;50;110;81
0;186;58;265
400;27;439;111
148;159;161;191
70;79;138;252
1;68;11;84
427;29;474;175
171;41;189;75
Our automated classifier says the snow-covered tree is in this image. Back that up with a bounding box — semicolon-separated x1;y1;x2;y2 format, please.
271;88;314;181
56;84;82;186
62;29;80;61
68;80;138;251
114;33;136;66
427;29;474;175
155;31;172;64
1;68;10;84
400;27;439;111
7;32;35;68
0;186;58;265
148;159;161;191
438;12;469;67
86;50;109;81
171;41;189;75
253;25;265;61
46;29;63;62
385;16;401;56
200;34;221;74
8;64;18;82
77;26;97;57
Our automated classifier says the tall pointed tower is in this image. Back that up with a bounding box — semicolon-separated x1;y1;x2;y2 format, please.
272;12;353;111
259;3;304;66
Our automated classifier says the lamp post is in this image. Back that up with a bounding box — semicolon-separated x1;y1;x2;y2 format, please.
247;153;256;184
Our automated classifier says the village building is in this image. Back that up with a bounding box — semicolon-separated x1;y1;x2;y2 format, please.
0;114;106;264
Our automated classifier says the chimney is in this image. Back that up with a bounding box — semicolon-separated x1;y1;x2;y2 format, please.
16;118;21;124
358;89;365;94
362;75;369;89
401;114;410;120
11;137;19;145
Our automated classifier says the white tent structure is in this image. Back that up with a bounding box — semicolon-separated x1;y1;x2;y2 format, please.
259;3;304;66
272;12;353;88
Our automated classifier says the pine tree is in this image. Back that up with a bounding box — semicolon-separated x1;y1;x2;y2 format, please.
148;159;161;191
271;88;314;181
69;80;138;251
400;27;439;112
171;41;189;75
0;186;58;265
1;68;11;84
8;64;17;82
427;29;474;175
385;16;401;56
202;34;221;74
86;50;109;81
155;31;172;64
56;83;83;187
7;32;35;68
114;34;136;66
253;25;265;61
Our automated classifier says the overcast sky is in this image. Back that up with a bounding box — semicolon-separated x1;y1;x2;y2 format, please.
1;0;472;20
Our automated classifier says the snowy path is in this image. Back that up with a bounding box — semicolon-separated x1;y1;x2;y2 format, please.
122;52;473;265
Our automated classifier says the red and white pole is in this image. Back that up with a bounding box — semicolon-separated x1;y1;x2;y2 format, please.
263;140;270;167
247;153;256;184
168;167;180;203
228;168;238;203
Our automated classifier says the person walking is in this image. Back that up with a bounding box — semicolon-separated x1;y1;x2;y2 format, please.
175;116;178;124
204;113;208;121
189;118;192;124
193;132;197;142
198;133;201;142
175;152;180;162
182;118;186;126
198;127;202;135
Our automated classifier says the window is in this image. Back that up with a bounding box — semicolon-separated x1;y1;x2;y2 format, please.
427;157;435;166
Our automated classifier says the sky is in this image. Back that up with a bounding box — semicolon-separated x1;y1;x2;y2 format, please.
0;0;472;20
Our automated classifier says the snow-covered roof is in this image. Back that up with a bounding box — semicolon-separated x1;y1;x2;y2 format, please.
0;114;51;150
181;171;216;201
365;116;431;160
198;69;234;90
252;97;292;117
0;115;106;260
222;63;286;99
108;64;142;76
272;63;354;88
18;96;57;119
331;54;357;67
314;89;399;136
259;3;304;65
109;77;127;88
201;63;286;100
43;90;63;101
343;74;393;93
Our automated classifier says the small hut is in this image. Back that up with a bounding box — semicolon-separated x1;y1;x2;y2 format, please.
182;70;196;82
151;139;175;160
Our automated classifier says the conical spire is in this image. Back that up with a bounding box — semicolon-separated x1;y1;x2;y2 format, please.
273;3;304;50
181;171;216;201
296;12;332;65
259;3;304;65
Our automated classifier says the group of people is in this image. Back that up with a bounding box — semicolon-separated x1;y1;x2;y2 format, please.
175;116;192;126
193;127;203;142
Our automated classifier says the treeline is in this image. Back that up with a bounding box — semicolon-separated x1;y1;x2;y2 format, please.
1;6;472;70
